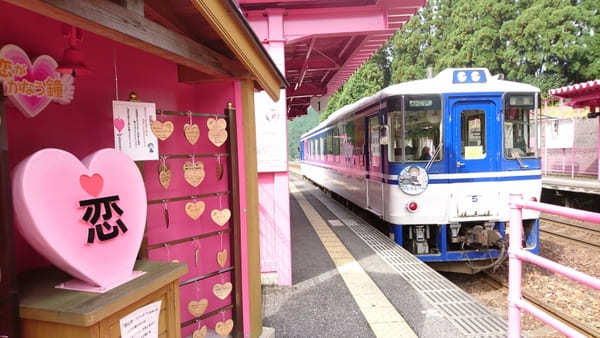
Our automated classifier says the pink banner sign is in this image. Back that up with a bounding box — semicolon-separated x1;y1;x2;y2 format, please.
0;44;74;118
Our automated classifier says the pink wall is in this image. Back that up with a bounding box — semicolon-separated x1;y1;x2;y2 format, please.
2;2;246;335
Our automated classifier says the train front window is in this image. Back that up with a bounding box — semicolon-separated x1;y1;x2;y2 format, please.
388;95;442;162
504;94;536;158
460;110;486;159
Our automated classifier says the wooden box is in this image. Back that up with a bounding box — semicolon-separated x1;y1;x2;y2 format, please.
18;260;187;338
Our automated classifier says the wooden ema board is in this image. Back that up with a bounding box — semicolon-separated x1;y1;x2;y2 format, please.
143;111;236;336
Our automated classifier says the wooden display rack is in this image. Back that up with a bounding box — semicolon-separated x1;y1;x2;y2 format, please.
18;260;187;338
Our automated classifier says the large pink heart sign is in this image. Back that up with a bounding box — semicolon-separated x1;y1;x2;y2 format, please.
12;148;147;289
0;44;75;118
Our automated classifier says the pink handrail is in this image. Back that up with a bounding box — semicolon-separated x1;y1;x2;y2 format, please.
508;195;600;338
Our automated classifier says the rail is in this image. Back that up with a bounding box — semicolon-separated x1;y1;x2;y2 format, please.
508;196;600;338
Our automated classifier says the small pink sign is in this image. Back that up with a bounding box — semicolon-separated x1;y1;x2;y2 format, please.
0;44;74;118
12;148;147;288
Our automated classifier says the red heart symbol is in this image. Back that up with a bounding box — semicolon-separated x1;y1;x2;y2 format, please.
113;118;125;132
80;173;103;197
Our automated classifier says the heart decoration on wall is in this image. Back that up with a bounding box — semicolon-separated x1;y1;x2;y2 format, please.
212;282;232;300
183;161;205;187
0;44;75;118
151;120;174;141
184;123;200;145
215;319;234;337
11;148;147;288
217;249;227;268
158;163;171;189
207;118;228;147
187;299;208;317
185;201;205;220
211;209;231;227
193;325;208;338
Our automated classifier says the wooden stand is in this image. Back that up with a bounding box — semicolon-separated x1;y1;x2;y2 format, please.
18;260;187;338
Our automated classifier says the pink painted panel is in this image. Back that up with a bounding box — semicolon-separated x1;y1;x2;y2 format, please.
147;232;231;282
180;309;233;338
258;174;277;272
179;272;233;323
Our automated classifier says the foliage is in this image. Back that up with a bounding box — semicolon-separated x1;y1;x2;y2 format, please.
287;107;320;160
320;0;600;120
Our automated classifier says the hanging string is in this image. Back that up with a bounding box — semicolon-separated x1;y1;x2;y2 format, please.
112;46;119;101
192;238;200;267
188;110;193;125
218;194;222;210
160;155;167;171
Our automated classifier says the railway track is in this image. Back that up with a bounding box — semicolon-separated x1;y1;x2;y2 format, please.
539;214;600;249
483;272;600;338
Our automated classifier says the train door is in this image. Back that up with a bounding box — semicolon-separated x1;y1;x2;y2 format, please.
366;115;384;214
449;98;500;173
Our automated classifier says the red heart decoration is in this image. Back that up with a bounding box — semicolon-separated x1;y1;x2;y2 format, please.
80;173;104;197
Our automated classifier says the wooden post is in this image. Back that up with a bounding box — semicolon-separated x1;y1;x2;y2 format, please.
0;88;19;337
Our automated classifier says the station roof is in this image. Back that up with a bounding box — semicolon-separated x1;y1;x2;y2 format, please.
549;80;600;110
7;0;287;101
238;0;425;117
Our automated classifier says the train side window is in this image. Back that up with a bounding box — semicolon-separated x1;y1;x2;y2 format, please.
460;110;486;159
504;94;536;158
388;95;442;163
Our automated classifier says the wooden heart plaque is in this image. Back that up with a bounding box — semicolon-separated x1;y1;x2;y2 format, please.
158;165;171;189
185;201;205;220
207;118;228;147
192;325;208;338
215;319;233;337
211;209;231;226
216;162;224;180
188;299;208;317
217;249;227;268
151;120;174;141
183;161;205;187
184;123;200;145
213;282;232;300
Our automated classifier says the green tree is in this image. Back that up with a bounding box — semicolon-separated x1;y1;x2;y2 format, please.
288;107;320;160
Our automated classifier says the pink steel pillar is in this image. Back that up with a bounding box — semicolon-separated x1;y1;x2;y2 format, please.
597;116;599;181
254;9;292;286
508;194;524;338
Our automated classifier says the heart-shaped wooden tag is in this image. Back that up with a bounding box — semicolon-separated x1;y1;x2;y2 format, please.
193;325;208;338
184;123;200;145
216;162;224;180
151;120;174;141
213;282;232;300
185;201;205;220
211;209;231;226
215;319;233;337
207;118;228;147
188;299;208;317
183;161;205;187
217;249;227;268
158;164;171;189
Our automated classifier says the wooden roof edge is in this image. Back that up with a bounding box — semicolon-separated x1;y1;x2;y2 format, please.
189;0;288;102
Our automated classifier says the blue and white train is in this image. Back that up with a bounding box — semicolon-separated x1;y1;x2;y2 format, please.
299;68;540;271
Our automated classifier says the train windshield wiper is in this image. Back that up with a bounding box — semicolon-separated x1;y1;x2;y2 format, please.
425;143;442;172
511;151;529;169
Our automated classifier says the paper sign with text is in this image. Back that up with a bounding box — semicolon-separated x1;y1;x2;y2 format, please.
120;300;162;338
113;101;158;161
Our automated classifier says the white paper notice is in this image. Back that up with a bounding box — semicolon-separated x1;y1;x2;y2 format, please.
254;91;287;172
119;300;162;338
113;100;159;161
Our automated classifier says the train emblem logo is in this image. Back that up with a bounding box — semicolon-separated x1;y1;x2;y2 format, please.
398;166;429;195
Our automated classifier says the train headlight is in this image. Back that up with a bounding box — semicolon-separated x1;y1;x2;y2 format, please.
398;165;429;195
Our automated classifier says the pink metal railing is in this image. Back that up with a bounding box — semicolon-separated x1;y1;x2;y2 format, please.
542;146;599;178
508;196;600;338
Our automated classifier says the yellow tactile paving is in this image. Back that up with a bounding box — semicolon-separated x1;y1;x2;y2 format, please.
290;183;417;338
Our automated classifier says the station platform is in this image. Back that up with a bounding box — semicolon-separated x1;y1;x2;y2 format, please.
261;174;508;337
543;174;600;195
